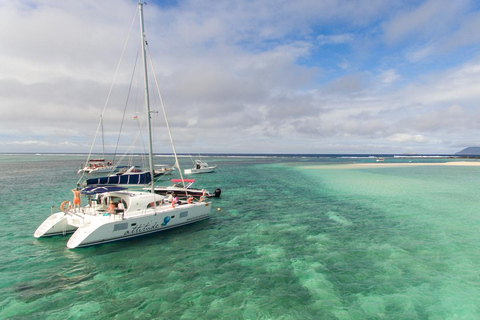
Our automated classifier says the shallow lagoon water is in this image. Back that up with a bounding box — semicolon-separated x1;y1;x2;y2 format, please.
0;154;479;319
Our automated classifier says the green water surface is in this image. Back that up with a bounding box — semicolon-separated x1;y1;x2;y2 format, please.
0;155;479;319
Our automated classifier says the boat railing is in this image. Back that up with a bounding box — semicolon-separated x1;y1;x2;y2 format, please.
109;212;124;221
68;209;124;223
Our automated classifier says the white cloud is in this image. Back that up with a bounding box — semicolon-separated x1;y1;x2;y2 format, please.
1;0;480;154
388;134;428;143
317;34;354;45
378;69;400;85
382;0;468;45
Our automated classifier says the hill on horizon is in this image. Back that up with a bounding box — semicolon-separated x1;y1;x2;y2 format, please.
455;146;480;156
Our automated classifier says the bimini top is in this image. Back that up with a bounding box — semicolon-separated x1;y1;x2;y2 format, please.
85;171;153;186
170;179;196;188
81;185;127;195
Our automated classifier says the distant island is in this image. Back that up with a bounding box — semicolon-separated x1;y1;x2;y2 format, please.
455;146;480;156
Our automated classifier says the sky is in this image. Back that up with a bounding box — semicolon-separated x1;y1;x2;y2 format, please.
2;0;480;155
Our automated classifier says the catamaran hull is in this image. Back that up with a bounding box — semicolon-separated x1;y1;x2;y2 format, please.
77;167;118;175
66;203;211;248
34;212;78;238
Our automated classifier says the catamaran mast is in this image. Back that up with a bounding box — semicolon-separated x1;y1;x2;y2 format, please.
138;2;155;193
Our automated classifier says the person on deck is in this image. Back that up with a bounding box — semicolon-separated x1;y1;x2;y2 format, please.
108;201;116;214
172;195;178;208
199;189;206;202
71;188;81;212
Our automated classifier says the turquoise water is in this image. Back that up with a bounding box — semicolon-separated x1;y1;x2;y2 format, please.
1;155;479;319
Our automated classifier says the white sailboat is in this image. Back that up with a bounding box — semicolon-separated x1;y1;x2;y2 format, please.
77;116;118;175
77;158;119;175
34;2;211;249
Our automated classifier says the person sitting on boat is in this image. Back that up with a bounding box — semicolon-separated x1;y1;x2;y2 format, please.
171;195;178;208
199;189;206;202
108;201;116;214
71;188;81;212
187;196;193;204
117;202;125;211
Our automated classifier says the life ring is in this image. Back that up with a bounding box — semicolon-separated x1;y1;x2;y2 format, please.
60;200;70;212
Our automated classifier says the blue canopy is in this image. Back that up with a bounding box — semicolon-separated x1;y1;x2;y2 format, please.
81;185;127;195
85;171;153;186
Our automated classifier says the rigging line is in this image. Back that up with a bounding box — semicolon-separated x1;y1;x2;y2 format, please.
120;103;148;170
78;116;103;185
135;112;149;170
76;117;103;186
110;117;146;172
112;50;140;165
146;44;188;188
100;6;139;117
101;115;105;159
189;154;195;165
82;7;139;177
112;129;142;167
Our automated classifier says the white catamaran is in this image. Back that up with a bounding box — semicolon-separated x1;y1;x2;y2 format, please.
34;2;211;249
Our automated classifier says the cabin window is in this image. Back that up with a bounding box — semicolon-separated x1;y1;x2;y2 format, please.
147;200;162;208
114;223;128;231
180;211;188;218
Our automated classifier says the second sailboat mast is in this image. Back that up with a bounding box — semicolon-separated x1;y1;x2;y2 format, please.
138;2;155;193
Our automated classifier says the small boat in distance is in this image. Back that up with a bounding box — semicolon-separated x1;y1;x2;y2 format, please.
77;158;121;175
77;115;117;175
150;179;221;198
155;164;175;175
376;157;385;162
184;159;217;174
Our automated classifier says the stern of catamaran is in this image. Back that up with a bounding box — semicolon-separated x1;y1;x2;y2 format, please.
34;212;77;238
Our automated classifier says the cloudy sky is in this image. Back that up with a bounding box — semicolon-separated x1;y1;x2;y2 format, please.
2;0;480;155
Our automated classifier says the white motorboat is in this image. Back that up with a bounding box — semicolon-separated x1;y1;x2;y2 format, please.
34;2;211;248
149;179;221;199
184;159;217;174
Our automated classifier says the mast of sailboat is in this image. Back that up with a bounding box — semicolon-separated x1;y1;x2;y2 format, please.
100;115;106;160
138;1;155;193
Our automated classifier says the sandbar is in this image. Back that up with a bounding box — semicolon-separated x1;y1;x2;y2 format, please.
302;161;480;170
